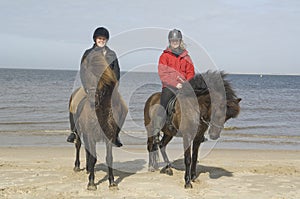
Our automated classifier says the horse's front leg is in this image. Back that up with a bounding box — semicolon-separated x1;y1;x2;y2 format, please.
183;136;192;189
73;133;81;172
159;134;173;175
191;134;205;181
106;141;117;188
83;134;97;190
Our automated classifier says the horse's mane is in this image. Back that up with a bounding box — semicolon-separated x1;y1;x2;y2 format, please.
87;50;117;91
189;70;237;100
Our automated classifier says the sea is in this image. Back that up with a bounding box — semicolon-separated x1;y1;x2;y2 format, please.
0;68;299;150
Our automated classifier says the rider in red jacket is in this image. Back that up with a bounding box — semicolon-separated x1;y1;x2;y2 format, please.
158;47;195;88
153;29;195;143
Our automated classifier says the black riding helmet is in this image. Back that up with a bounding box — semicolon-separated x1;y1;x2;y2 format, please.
93;27;109;42
168;29;182;41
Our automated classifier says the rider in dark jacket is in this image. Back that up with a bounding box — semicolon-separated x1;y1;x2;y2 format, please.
80;27;120;93
67;27;123;147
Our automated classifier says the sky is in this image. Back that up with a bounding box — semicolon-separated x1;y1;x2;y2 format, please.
0;0;299;75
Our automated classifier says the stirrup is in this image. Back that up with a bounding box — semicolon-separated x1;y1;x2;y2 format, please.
154;133;160;144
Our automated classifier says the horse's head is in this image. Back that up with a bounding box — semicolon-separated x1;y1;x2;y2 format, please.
86;50;117;91
207;90;226;140
207;94;242;140
195;71;241;140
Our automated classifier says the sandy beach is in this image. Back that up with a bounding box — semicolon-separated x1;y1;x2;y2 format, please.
0;145;299;199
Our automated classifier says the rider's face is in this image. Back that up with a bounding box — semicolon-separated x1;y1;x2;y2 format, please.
170;39;181;49
95;36;107;47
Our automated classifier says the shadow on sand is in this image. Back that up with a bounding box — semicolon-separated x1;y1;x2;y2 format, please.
94;159;146;186
171;158;233;179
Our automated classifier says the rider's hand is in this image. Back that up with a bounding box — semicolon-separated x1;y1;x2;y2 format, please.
176;83;182;89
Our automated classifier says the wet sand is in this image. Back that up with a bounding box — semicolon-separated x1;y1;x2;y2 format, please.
0;146;299;198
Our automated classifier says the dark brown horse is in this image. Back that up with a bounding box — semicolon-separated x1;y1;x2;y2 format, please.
68;51;127;190
144;71;241;188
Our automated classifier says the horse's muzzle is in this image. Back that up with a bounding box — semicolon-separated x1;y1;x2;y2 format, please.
208;127;221;140
209;134;220;140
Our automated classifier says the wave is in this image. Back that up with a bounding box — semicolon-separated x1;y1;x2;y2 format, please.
222;132;300;139
0;129;70;135
221;138;300;146
0;121;67;125
223;125;273;130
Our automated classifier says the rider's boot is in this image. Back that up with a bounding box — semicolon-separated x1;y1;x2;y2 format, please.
152;116;164;144
113;132;123;147
67;132;77;143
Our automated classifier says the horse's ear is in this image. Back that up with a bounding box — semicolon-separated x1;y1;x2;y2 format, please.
236;98;242;103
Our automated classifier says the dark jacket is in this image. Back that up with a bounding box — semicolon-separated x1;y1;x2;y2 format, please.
80;44;120;93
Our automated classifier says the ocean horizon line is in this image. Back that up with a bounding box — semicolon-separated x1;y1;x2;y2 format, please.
1;67;299;76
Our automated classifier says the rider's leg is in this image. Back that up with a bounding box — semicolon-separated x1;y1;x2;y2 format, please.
152;87;176;144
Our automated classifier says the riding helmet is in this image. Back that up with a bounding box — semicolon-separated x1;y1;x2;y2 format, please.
168;29;182;41
93;27;109;41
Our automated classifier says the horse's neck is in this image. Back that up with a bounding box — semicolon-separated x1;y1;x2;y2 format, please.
197;94;211;119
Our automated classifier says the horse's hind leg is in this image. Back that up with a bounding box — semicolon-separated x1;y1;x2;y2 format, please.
106;141;117;188
147;135;159;172
73;133;81;172
159;134;173;175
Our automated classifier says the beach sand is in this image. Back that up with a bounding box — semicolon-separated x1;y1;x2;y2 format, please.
0;145;299;199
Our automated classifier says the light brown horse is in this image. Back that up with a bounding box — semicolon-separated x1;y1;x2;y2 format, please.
68;50;127;190
144;71;241;188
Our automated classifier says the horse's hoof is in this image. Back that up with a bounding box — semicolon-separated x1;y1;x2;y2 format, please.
191;175;197;182
148;166;158;172
165;168;173;176
73;166;81;172
166;167;173;176
87;183;97;191
160;167;173;176
148;167;155;172
184;183;193;189
109;182;118;190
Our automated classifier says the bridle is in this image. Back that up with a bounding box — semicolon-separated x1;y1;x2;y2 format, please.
178;87;224;130
200;117;224;129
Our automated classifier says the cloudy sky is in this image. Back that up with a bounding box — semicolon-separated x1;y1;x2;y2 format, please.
0;0;299;74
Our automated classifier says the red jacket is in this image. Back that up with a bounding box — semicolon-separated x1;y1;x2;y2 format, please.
158;48;195;88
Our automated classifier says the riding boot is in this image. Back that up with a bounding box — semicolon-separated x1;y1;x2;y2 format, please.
67;132;76;143
113;132;123;147
152;115;164;144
